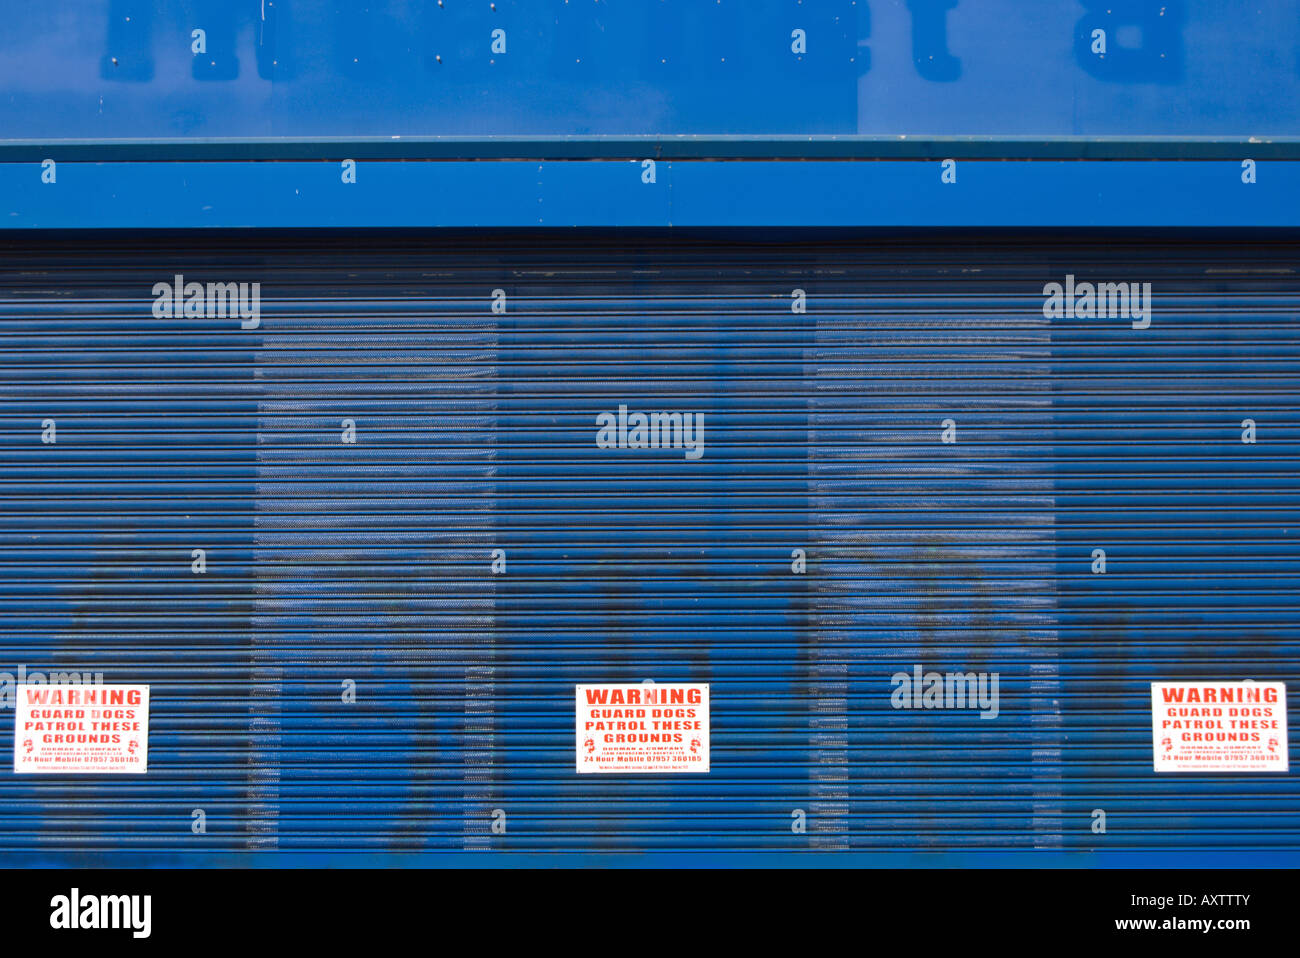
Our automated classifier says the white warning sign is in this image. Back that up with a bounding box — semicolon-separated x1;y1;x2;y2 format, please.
1151;681;1288;773
577;683;709;774
14;684;149;774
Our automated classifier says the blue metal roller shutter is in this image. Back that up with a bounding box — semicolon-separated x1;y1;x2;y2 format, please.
0;231;1296;863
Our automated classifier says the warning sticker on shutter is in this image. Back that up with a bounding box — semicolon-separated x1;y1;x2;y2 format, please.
1151;681;1287;772
576;683;709;774
14;684;149;774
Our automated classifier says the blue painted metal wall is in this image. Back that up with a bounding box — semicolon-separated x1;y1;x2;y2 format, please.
4;3;1300;232
3;1;1299;142
2;3;1297;869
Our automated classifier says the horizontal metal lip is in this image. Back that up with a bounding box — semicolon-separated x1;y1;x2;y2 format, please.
0;135;1299;162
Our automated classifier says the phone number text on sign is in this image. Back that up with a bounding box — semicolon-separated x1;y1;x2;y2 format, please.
576;683;709;774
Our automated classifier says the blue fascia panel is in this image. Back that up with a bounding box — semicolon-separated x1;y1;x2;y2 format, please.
2;160;1295;229
5;2;1300;143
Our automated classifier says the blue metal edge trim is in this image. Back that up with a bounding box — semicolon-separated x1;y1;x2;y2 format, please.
2;137;1300;162
4;850;1299;870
